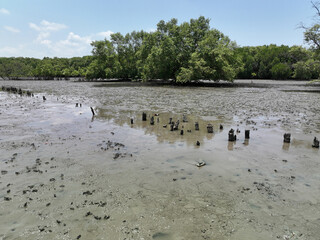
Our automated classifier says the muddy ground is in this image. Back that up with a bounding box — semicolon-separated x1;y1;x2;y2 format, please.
0;80;320;240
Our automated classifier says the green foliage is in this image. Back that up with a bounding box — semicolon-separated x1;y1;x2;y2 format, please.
0;16;318;82
293;59;320;80
270;63;291;79
235;44;317;80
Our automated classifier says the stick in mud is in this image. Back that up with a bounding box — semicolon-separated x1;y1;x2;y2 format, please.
90;107;95;116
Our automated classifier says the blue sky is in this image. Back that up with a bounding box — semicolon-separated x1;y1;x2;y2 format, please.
0;0;316;58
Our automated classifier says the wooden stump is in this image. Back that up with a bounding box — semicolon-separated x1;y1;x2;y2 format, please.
228;129;237;142
142;112;147;121
245;130;250;139
207;124;213;133
283;133;291;143
312;137;319;148
195;122;199;131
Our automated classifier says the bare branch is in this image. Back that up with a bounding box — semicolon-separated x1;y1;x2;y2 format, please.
311;1;320;17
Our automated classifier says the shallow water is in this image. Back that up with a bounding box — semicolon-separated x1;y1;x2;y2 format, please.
0;80;320;239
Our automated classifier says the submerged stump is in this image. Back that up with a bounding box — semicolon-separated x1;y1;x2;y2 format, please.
228;128;237;142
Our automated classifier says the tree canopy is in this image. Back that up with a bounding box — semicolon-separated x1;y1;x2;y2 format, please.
0;16;320;81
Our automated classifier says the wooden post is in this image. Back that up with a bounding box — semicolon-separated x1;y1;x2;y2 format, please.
142;112;147;121
207;124;213;133
173;120;179;130
182;114;188;122
283;133;291;143
228;129;236;142
245;130;250;139
312;137;319;148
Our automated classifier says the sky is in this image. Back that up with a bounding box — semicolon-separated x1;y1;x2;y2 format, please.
0;0;317;58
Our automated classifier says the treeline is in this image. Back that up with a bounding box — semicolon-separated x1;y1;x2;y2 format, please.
0;56;93;79
236;45;320;80
0;17;319;82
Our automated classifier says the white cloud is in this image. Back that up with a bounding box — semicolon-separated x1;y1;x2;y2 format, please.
61;32;92;46
4;26;20;33
29;20;67;43
29;20;67;32
97;30;113;39
6;21;113;57
0;8;10;15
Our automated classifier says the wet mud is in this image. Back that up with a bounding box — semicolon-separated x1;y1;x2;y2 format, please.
0;80;320;240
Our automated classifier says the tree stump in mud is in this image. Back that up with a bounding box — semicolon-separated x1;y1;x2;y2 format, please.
312;137;319;148
183;114;188;122
142;112;147;121
150;116;154;125
173;120;179;130
195;122;199;131
207;124;213;133
245;130;250;139
170;122;174;131
228;129;237;142
283;133;291;143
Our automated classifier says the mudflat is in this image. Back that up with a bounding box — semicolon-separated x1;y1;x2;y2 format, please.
0;80;319;240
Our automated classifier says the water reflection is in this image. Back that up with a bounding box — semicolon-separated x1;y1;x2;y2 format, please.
96;109;224;146
243;139;249;146
227;141;236;151
282;142;290;151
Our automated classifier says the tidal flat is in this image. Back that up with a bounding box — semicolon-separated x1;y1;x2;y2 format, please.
0;80;319;240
